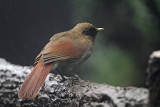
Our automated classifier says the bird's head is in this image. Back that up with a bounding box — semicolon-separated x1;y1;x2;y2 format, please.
72;22;104;39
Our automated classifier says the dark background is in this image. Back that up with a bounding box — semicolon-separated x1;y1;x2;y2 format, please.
1;0;160;87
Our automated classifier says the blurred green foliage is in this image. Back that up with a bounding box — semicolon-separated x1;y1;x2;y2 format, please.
71;0;160;87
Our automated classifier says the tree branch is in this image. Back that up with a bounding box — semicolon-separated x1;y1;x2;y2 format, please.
0;58;149;107
147;51;160;107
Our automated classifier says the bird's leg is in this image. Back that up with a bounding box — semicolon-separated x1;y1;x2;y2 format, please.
57;70;67;81
57;70;80;81
66;71;81;80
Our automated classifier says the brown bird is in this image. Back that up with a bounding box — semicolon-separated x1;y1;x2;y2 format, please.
18;22;104;99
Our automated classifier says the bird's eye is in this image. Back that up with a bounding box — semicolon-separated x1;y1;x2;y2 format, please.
82;28;97;36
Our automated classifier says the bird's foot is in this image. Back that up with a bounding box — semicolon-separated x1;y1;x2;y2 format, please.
59;75;67;82
59;75;80;82
72;74;81;80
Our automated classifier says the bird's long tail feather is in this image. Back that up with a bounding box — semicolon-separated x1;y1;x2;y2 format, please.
18;62;53;99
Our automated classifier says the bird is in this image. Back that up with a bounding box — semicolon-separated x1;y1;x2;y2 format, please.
18;22;104;99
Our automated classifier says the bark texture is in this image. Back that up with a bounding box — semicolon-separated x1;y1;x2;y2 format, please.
0;58;149;107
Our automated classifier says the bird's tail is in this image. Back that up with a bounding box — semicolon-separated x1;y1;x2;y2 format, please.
18;62;53;99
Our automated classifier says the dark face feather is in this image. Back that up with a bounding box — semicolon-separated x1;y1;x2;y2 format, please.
82;27;98;37
72;22;102;38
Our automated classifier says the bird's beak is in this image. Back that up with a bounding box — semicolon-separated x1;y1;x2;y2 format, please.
97;28;104;31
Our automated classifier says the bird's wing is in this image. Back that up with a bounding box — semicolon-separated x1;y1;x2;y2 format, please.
35;33;65;63
34;40;79;65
